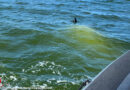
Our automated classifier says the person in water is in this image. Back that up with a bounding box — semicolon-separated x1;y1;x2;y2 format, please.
73;17;77;24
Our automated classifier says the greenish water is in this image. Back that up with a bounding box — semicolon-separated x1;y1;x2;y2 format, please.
0;0;130;89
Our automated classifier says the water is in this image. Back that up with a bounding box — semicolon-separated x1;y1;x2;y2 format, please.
0;0;130;89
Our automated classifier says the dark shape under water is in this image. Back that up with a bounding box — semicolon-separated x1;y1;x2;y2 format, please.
73;17;77;24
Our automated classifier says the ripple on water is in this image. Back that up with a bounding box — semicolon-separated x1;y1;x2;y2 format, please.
0;0;130;89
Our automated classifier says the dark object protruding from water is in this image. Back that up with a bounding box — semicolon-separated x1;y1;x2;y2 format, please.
73;17;77;24
79;79;91;90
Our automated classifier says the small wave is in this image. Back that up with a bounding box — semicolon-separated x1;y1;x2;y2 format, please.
15;2;29;5
93;13;122;20
27;9;53;15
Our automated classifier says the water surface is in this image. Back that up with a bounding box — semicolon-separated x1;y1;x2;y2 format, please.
0;0;130;89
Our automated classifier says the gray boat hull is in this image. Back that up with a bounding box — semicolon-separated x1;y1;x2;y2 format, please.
83;50;130;90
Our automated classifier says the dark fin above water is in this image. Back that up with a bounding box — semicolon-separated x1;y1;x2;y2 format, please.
73;17;77;24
